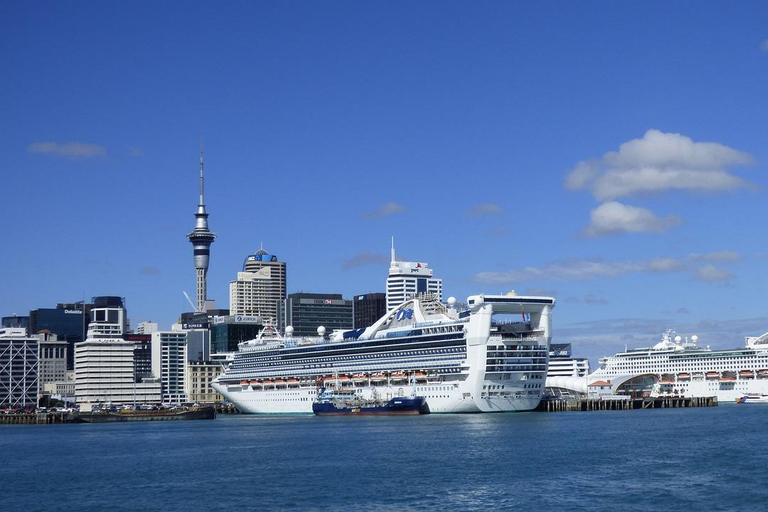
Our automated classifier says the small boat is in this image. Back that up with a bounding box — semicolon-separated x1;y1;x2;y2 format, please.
352;373;368;384
677;372;691;380
736;394;768;404
757;369;768;379
390;371;407;383
370;373;387;383
312;388;429;416
286;378;300;387
705;372;720;379
739;370;755;379
413;371;428;382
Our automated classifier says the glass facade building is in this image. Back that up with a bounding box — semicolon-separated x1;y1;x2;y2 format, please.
281;293;353;337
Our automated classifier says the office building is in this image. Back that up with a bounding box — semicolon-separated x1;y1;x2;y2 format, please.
386;242;442;310
152;331;188;404
136;322;158;335
38;332;68;394
229;248;286;323
210;315;263;354
186;361;224;403
0;328;39;408
353;293;386;329
29;301;91;370
281;293;353;337
74;297;161;405
2;315;29;329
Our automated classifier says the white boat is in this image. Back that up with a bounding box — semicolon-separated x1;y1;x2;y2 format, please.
736;394;768;404
212;292;555;414
589;330;768;402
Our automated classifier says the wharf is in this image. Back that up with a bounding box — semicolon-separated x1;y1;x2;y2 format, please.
0;412;73;425
538;395;717;412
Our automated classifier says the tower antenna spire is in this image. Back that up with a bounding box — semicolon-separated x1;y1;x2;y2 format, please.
199;137;205;207
391;236;396;264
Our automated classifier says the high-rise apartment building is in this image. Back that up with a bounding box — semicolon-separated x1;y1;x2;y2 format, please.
229;248;286;324
386;242;442;311
151;331;188;404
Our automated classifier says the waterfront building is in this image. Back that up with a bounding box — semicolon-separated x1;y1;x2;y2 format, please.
152;331;188;404
210;314;263;354
386;241;442;311
29;301;91;370
353;293;386;329
38;332;68;393
186;144;216;313
2;315;29;329
74;298;161;405
186;361;225;403
136;321;158;335
547;343;590;377
281;293;353;337
229;248;286;324
0;327;39;408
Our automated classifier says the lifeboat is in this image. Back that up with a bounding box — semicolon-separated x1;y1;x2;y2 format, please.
659;374;674;384
739;370;755;379
338;375;352;386
250;379;261;388
705;372;719;379
413;371;428;382
371;373;387;383
390;371;407;383
275;378;287;387
240;380;250;387
677;372;691;380
262;379;274;388
352;373;367;384
758;369;768;379
287;378;300;387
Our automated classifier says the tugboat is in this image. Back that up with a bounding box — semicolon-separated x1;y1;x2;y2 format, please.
312;387;428;416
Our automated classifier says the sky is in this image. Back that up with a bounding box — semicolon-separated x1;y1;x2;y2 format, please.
2;2;768;367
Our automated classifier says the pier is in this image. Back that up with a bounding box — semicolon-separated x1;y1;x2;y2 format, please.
538;395;717;412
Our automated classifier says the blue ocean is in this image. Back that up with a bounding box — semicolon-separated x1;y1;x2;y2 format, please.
2;405;765;511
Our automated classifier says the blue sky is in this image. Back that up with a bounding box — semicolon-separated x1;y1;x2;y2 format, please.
2;2;767;366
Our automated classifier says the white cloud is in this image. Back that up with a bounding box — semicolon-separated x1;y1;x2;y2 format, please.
28;141;107;158
695;264;734;282
565;129;754;201
128;147;144;157
761;39;768;52
466;203;503;216
363;202;406;219
688;251;740;262
582;201;681;237
342;251;390;270
473;257;684;284
564;294;609;305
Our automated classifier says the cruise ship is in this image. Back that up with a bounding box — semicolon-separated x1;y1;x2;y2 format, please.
590;330;768;401
212;292;555;414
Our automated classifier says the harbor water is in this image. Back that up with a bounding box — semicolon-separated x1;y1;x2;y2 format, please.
2;404;766;511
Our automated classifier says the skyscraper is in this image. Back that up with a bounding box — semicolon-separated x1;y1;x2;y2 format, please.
187;144;216;313
386;239;442;311
229;248;286;323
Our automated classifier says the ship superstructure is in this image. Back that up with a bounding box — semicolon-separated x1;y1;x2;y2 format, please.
212;292;555;414
590;330;768;401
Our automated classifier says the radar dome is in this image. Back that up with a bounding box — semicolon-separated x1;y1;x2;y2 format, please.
285;326;294;336
691;335;698;342
317;326;326;336
447;297;456;306
674;335;682;343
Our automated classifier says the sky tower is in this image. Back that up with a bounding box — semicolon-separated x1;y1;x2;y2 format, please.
187;142;216;312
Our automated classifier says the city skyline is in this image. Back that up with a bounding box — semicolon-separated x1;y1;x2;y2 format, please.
2;3;768;365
